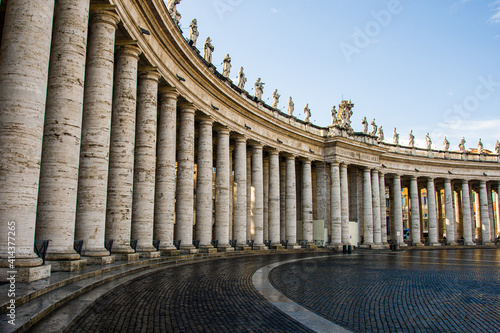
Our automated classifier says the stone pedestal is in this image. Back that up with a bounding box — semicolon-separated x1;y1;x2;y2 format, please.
139;251;161;259
46;259;87;272
84;255;115;266
252;245;269;251
0;265;51;283
236;246;252;251
216;245;235;253
161;249;181;256
180;248;199;255
198;246;217;254
114;253;140;262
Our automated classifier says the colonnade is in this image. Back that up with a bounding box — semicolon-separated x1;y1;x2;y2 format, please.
0;1;499;283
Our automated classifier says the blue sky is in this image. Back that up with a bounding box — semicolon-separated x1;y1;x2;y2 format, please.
172;0;500;151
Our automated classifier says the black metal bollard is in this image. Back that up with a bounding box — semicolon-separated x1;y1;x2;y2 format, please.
343;245;347;253
347;245;352;254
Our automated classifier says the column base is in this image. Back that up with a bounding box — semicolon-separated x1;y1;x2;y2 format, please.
235;246;252;251
0;265;51;283
306;244;317;249
446;241;458;246
371;244;387;250
179;246;199;254
482;241;493;246
252;244;268;251
114;253;140;261
413;242;424;247
270;244;284;250
430;242;442;246
198;245;217;254
286;244;302;250
359;243;373;249
216;245;235;253
161;249;181;256
327;244;343;251
465;242;476;246
83;255;115;266
46;259;87;272
139;251;161;258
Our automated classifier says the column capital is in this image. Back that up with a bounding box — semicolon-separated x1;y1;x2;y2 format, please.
214;124;230;134
159;86;179;99
300;158;312;164
138;70;162;82
178;102;196;114
251;142;264;150
90;10;120;29
115;44;142;59
410;175;418;181
233;133;247;143
198;114;213;126
268;148;280;156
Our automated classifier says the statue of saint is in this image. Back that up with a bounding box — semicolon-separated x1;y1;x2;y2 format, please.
425;133;432;150
189;19;199;47
330;106;337;126
254;78;264;101
167;0;181;24
495;140;500;155
222;54;231;78
377;126;384;142
288;97;294;116
271;89;280;108
304;104;311;123
459;137;466;152
337;100;354;132
204;37;214;63
362;116;368;134
443;136;450;151
408;130;415;148
393;128;399;145
370;118;377;136
478;138;484;154
237;67;246;89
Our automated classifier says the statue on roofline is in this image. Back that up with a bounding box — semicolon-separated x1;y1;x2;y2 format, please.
304;104;311;123
204;37;214;63
189;19;199;47
222;54;231;78
370;118;377;136
237;67;246;89
362;116;368;134
393;128;399;145
288;97;295;116
443;136;450;151
254;78;264;101
459;137;466;152
330;106;337;126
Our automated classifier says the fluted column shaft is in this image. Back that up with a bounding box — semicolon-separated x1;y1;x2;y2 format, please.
154;88;179;251
410;176;422;245
379;172;387;244
106;45;142;255
0;0;55;268
461;180;474;245
196;118;214;248
215;127;232;250
393;175;404;245
302;159;313;243
75;11;120;257
233;136;247;247
286;156;298;246
363;168;374;245
479;180;492;244
36;0;90;261
131;71;161;253
175;104;197;252
427;178;439;245
444;179;456;245
340;163;350;244
268;151;281;247
372;170;382;245
252;144;266;248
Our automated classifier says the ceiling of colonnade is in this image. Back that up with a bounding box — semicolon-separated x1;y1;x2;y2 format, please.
172;0;500;152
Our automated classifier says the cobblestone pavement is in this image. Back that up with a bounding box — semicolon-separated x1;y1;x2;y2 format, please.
269;249;500;333
69;253;326;333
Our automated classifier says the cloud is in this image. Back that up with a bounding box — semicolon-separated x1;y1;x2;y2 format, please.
488;0;500;24
452;0;474;10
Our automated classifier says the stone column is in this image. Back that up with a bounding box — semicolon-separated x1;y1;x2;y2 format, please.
75;11;120;265
461;180;474;245
393;175;404;245
362;168;374;246
280;159;287;241
131;70;161;257
302;159;314;245
36;0;90;271
0;0;55;281
474;190;481;241
379;172;388;244
454;190;463;240
246;150;253;240
410;176;422;245
233;136;249;250
286;156;300;249
215;126;233;252
263;156;270;242
479;180;492;244
340;163;350;245
372;170;382;246
330;163;342;247
444;179;457;245
154;87;179;255
496;184;500;238
196;117;215;253
268;150;282;248
427;178;439;246
316;163;329;239
105;45;142;261
252;144;267;250
175;103;198;253
487;184;495;242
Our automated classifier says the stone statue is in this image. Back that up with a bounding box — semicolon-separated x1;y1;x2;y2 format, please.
304;104;311;123
288;97;294;116
377;126;384;142
478;138;484;154
425;133;432;150
443;136;450;151
337;100;354;132
459;137;466;152
254;78;264;101
271;89;280;108
204;37;214;63
408;130;415;148
237;67;246;89
495;140;500;155
222;54;231;78
167;0;182;25
393;128;399;145
330;106;337;126
370;118;377;136
362;116;368;134
189;19;199;47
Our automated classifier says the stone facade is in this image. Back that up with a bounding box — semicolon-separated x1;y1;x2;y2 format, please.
0;0;499;282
